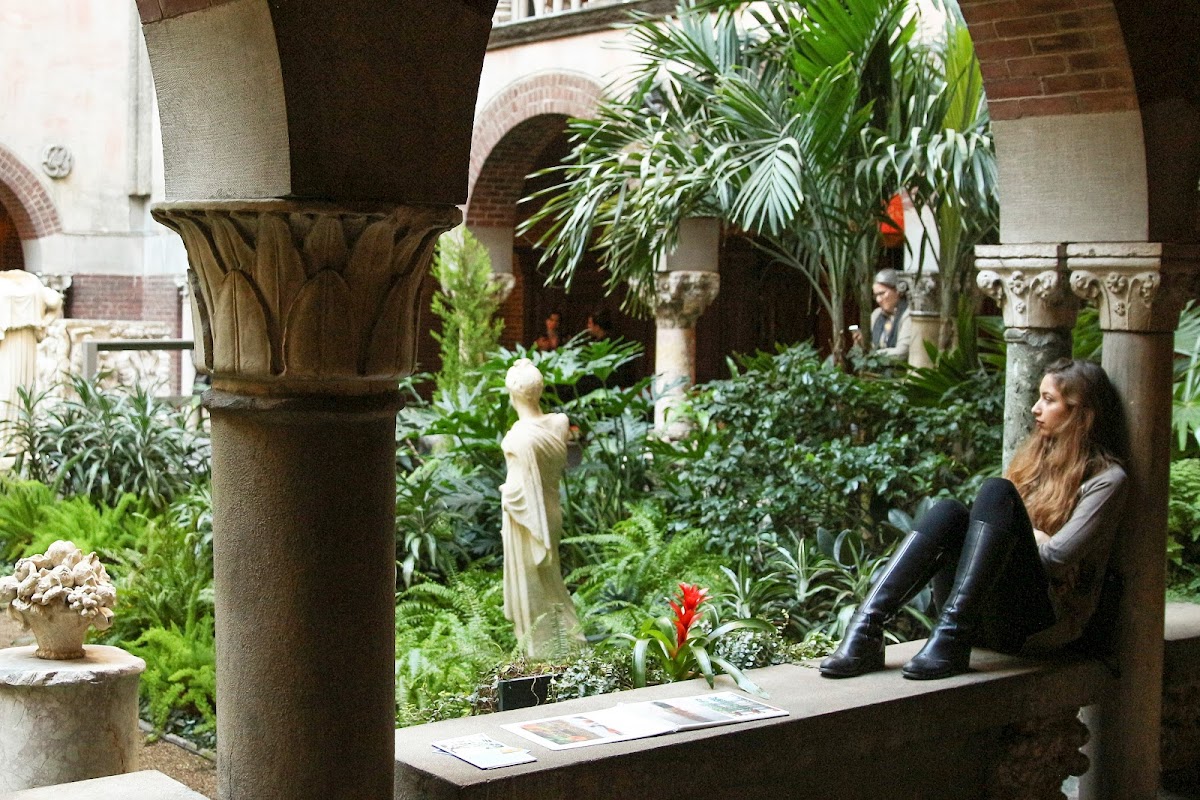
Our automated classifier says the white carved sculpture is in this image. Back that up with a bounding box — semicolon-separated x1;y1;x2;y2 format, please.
500;359;585;658
0;271;62;445
0;540;116;660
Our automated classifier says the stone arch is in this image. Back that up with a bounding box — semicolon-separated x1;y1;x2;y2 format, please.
466;71;605;223
0;144;62;240
137;0;494;205
956;0;1148;243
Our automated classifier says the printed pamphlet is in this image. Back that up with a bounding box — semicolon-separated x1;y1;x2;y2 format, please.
431;733;537;769
501;690;788;751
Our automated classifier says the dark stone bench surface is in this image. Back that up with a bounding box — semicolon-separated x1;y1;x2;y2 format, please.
394;639;1113;800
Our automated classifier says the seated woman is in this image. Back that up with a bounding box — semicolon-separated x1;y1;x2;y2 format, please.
820;358;1129;680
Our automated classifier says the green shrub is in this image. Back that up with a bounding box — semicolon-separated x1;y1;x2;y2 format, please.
128;620;217;740
394;568;515;726
5;377;209;511
1168;459;1200;592
648;343;1001;559
430;227;505;395
564;503;723;635
0;479;56;562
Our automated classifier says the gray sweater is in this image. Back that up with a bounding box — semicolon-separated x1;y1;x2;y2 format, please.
1024;463;1128;651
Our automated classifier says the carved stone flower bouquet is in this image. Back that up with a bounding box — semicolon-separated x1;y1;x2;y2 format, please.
0;540;116;659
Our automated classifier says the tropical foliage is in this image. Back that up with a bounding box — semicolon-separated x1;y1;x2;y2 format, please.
524;0;997;363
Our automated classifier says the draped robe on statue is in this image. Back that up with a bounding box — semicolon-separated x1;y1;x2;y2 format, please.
500;412;582;657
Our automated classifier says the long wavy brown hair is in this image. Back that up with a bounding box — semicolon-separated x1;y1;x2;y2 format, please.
1005;359;1130;534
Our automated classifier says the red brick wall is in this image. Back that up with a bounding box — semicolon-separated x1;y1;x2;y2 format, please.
468;117;567;227
0;146;62;240
67;275;182;335
960;0;1138;120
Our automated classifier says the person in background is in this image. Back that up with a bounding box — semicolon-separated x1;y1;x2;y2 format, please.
534;310;563;352
584;309;612;341
855;268;912;360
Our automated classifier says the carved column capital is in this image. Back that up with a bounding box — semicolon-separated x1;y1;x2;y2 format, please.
899;270;939;315
654;271;720;329
153;200;460;395
1066;242;1200;333
975;245;1078;330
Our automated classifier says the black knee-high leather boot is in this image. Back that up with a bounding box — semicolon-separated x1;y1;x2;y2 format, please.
819;530;947;678
902;521;1014;680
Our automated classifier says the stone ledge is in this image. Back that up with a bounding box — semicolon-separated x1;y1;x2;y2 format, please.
0;770;208;800
395;641;1112;800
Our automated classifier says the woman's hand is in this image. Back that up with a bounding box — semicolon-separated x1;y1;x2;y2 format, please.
1033;528;1051;547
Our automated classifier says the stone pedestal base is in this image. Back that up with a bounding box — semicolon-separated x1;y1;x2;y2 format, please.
0;645;145;793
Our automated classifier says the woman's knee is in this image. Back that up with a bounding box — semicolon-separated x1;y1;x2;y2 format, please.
971;477;1022;525
914;499;969;546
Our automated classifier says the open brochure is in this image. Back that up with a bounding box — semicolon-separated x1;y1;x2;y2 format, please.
501;691;788;751
431;733;537;769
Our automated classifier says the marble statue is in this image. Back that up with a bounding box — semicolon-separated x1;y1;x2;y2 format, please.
0;271;61;448
0;540;116;659
500;358;585;658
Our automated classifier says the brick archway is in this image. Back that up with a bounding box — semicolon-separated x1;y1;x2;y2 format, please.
959;0;1137;121
0;144;62;240
467;71;604;224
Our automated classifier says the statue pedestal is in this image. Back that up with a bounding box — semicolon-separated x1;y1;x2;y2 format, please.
0;645;145;793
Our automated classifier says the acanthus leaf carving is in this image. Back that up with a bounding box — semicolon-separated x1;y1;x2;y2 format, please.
214;270;272;377
1069;268;1162;332
153;201;460;392
973;264;1076;329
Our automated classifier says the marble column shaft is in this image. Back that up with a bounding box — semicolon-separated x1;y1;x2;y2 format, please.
1070;243;1198;800
153;201;460;800
976;245;1079;468
653;270;719;434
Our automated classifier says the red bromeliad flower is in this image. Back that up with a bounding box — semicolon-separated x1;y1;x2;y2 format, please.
668;583;709;650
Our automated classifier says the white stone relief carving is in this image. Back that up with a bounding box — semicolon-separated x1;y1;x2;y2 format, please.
0;541;116;660
36;319;173;397
153;201;460;390
40;145;73;179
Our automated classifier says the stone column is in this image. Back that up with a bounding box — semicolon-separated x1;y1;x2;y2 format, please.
653;271;719;436
153;200;459;800
976;245;1079;468
899;270;939;367
654;218;720;436
1069;243;1199;800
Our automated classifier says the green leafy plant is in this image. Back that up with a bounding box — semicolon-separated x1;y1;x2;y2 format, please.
647;343;999;558
564;503;723;634
128;619;217;740
4;376;209;511
1168;459;1200;593
430;226;506;395
618;582;773;694
394;567;516;726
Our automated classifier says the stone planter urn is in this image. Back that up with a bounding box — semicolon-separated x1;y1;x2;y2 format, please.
0;540;116;659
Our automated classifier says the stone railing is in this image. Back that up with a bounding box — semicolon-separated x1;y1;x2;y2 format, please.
493;0;590;24
395;643;1112;800
488;0;675;48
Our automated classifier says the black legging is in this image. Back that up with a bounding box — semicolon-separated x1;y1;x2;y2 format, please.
915;478;1056;653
